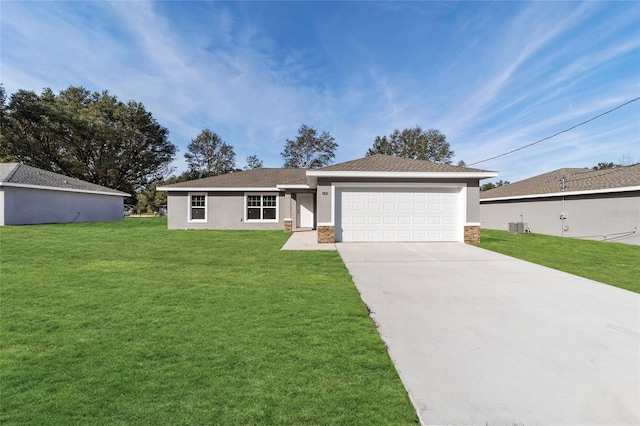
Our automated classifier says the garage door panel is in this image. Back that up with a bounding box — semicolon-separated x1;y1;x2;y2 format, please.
353;202;366;211
339;188;460;242
444;202;457;211
352;216;366;225
443;216;457;225
383;216;396;225
414;216;426;225
413;230;426;239
443;230;458;239
429;216;442;225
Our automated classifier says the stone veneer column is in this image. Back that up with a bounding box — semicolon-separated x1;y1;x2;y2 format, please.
283;219;292;233
317;225;335;243
464;225;480;245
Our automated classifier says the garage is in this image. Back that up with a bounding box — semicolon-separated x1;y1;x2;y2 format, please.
336;187;462;242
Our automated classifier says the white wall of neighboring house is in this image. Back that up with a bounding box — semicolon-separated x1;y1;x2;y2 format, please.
480;191;640;245
1;186;124;225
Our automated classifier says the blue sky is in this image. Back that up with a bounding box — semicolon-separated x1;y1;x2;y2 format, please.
1;1;639;183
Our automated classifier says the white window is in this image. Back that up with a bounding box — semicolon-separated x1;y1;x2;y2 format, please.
246;194;278;222
189;193;207;222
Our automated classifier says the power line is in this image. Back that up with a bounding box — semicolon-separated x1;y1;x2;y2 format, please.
468;96;640;166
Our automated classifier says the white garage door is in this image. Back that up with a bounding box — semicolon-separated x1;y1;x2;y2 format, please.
338;188;460;242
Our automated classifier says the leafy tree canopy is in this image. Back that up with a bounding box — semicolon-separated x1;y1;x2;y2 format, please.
282;124;338;168
480;179;510;192
1;85;176;197
591;162;618;170
244;154;264;170
367;127;454;164
185;128;236;179
136;171;193;214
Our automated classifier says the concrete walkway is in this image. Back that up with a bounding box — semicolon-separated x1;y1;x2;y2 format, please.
336;242;640;426
280;230;336;251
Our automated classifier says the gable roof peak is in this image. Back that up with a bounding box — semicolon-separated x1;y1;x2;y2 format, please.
315;154;494;173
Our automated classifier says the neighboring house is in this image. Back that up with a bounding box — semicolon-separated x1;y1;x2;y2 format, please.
0;163;129;226
158;154;497;244
480;164;640;245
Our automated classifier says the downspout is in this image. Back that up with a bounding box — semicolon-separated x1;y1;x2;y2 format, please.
560;177;566;237
561;196;565;237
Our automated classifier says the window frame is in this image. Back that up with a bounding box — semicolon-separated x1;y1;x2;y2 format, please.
188;192;207;222
244;192;279;223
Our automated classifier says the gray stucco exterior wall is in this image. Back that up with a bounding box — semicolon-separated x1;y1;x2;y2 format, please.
465;181;481;223
316;180;333;224
1;186;124;225
166;191;286;230
480;191;640;245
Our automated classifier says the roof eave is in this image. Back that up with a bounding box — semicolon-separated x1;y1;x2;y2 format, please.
157;186;281;192
275;184;314;189
0;182;130;197
480;185;640;202
305;171;498;179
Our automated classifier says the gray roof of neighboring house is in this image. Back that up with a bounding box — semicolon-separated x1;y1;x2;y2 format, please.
0;163;129;195
160;168;309;189
315;154;493;173
480;164;640;199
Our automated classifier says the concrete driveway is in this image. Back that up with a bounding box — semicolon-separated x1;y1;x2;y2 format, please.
336;242;640;426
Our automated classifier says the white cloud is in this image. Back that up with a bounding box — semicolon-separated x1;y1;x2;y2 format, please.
1;1;638;175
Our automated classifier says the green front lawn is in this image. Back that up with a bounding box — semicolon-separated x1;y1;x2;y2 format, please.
479;229;640;293
1;219;418;425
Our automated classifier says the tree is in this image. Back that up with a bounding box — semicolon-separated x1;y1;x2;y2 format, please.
1;86;176;197
282;124;338;168
136;171;192;214
244;154;264;170
480;180;510;191
366;127;454;164
0;85;9;161
591;162;617;170
184;128;236;178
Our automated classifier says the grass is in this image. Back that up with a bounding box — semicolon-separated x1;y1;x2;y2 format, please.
0;218;418;425
478;229;640;293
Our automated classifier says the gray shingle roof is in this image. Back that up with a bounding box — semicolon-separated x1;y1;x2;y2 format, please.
160;155;496;190
480;164;640;199
0;163;128;195
315;154;494;173
160;168;309;189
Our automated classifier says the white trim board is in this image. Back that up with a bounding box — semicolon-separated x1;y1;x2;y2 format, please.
158;186;281;192
307;170;497;179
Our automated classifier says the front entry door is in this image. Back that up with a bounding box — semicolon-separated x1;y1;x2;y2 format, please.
297;193;315;228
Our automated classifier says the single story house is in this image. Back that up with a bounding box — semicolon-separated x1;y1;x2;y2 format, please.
158;154;497;244
0;163;129;226
480;164;640;245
